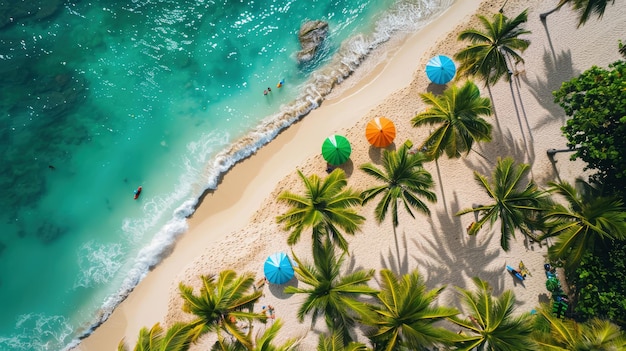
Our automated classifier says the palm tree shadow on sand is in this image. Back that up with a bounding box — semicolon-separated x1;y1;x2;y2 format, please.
486;85;503;133
367;143;397;165
268;278;298;298
332;159;354;177
464;128;529;178
411;191;504;297
511;71;535;162
426;82;447;95
379;228;410;275
521;49;577;131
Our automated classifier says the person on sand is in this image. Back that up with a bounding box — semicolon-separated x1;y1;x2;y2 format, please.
261;305;275;319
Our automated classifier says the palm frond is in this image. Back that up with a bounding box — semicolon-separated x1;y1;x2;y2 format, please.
450;278;535;350
455;10;530;86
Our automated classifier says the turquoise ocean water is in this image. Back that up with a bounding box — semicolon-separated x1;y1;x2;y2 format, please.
0;0;453;349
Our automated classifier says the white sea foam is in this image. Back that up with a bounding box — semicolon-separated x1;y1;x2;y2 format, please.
65;0;455;349
74;241;124;288
0;314;73;351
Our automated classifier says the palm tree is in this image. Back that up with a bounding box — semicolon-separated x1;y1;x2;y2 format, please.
360;147;436;270
285;241;378;344
317;333;371;351
539;179;626;270
532;304;626;350
276;169;365;253
455;10;531;87
251;320;299;351
178;271;267;349
411;80;492;161
448;277;536;351
211;319;300;351
365;269;459;351
540;0;616;27
360;147;436;228
118;322;199;351
456;157;551;251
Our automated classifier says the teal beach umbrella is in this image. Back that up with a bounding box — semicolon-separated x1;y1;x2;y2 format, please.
264;252;294;284
425;55;456;84
322;134;352;165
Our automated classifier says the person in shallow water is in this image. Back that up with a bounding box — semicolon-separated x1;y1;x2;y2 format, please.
277;78;285;88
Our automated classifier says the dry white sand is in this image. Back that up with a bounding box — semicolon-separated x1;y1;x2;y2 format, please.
78;0;626;349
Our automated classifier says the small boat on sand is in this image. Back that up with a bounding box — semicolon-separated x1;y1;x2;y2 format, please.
506;265;525;281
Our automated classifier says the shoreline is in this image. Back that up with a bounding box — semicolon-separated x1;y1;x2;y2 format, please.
77;1;482;348
77;0;626;349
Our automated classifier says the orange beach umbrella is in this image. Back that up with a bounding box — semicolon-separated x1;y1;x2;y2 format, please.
365;117;396;147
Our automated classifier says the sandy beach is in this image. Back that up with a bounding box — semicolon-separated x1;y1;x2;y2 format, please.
78;0;626;349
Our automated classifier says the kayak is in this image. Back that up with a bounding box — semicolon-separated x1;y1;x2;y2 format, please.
134;186;142;200
506;265;525;281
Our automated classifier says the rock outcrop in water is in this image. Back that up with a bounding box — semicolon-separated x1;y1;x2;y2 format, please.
297;20;329;64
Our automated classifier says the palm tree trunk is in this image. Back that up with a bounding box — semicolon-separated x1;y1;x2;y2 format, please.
513;73;535;144
499;0;510;13
540;6;561;22
470;147;492;165
504;53;532;159
392;224;402;272
486;84;502;131
434;157;448;215
508;79;531;157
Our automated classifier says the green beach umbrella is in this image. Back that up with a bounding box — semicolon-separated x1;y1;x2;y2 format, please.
322;134;351;166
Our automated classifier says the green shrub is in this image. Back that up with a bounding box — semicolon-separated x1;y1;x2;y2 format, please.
554;60;626;200
570;240;626;326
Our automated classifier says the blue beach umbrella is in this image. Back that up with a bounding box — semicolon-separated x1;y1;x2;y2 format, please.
263;252;294;284
425;55;456;84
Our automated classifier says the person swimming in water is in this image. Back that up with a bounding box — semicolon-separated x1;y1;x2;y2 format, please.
277;78;285;88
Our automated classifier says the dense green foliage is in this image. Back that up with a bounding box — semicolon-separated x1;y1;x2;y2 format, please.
554;60;626;199
532;304;626;350
571;240;626;326
540;179;626;270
